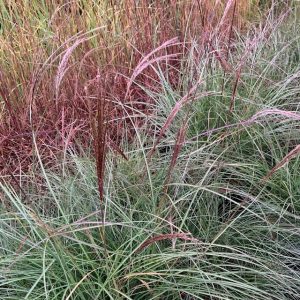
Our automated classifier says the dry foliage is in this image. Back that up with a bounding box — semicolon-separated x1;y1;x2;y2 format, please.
263;144;300;181
0;0;265;178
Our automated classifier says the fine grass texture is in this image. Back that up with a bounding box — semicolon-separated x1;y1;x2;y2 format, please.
0;0;265;175
1;0;300;299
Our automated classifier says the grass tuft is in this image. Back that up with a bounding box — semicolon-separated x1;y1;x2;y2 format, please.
1;1;300;299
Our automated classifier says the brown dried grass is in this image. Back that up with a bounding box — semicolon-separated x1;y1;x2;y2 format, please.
0;0;262;179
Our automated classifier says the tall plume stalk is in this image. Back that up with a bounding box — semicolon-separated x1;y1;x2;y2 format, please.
94;71;110;208
92;70;113;250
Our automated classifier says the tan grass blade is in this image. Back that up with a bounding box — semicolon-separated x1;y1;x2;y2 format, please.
209;41;232;73
55;38;84;99
136;233;199;253
263;145;300;181
125;37;180;98
149;84;215;157
158;118;189;211
218;0;236;28
164;119;188;192
247;109;300;124
194;109;300;139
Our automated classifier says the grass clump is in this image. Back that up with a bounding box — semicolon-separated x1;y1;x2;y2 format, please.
1;145;300;299
1;1;300;299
